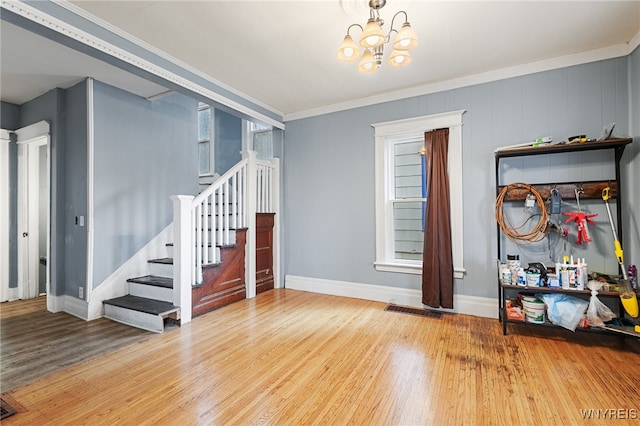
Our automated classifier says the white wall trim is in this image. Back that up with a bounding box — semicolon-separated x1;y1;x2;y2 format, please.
285;275;498;319
284;41;637;122
48;294;89;320
372;110;465;277
0;129;10;302
87;223;173;320
14;120;50;143
86;77;94;304
6;287;19;302
1;0;284;130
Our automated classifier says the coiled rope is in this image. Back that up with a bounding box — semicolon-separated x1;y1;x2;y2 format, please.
495;183;548;244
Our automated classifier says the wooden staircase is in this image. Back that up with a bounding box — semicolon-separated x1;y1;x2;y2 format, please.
103;152;279;331
103;223;256;332
102;257;180;333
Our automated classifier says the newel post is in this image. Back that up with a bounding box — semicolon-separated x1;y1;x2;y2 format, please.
243;150;257;299
171;194;193;324
271;157;281;288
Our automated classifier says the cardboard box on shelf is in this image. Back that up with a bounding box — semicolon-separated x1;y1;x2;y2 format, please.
506;299;525;322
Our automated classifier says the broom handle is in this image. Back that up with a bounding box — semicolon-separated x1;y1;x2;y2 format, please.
602;187;628;280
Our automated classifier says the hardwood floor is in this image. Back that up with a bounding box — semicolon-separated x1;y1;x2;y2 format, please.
1;296;153;392
1;289;639;425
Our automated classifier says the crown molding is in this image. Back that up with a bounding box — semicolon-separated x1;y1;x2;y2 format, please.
284;39;638;122
1;0;284;129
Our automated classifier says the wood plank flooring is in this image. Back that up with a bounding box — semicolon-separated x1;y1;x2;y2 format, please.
1;289;639;425
1;296;153;392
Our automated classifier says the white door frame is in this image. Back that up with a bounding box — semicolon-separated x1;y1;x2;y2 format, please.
15;120;50;300
0;129;11;302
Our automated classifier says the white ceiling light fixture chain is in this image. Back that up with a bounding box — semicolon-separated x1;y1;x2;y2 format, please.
336;0;418;73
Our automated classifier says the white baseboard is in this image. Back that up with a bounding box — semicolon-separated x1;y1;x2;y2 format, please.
48;294;89;320
285;274;498;319
3;286;19;302
87;224;173;320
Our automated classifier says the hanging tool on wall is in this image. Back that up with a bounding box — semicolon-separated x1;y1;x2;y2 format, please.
601;186;639;325
495;183;548;244
562;186;597;245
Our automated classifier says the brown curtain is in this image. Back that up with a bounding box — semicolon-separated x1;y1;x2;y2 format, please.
422;128;454;309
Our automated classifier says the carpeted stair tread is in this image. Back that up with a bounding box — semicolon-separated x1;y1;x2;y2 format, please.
103;295;178;315
127;275;173;288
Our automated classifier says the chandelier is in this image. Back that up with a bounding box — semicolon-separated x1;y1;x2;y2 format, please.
336;0;418;73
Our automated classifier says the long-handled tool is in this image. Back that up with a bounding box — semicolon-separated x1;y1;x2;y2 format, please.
602;186;639;332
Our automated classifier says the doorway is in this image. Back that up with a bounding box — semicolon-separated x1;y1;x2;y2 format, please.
14;121;50;301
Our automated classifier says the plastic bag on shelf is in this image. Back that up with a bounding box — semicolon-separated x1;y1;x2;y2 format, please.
586;280;617;327
538;293;589;331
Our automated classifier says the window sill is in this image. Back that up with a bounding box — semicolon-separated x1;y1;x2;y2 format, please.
374;261;465;279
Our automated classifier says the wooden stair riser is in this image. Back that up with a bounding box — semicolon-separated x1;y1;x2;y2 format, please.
129;282;173;303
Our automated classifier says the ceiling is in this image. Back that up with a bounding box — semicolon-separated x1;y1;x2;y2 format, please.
2;1;639;120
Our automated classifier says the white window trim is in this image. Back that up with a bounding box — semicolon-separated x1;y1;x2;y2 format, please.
373;110;465;279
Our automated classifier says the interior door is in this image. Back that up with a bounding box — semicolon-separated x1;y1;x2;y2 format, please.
15;121;50;300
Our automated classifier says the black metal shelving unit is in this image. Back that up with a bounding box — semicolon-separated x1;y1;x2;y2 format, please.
494;138;634;336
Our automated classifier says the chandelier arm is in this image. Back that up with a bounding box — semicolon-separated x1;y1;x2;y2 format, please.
346;23;364;36
389;10;409;34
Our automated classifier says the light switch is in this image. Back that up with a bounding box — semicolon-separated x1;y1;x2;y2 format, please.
76;216;85;226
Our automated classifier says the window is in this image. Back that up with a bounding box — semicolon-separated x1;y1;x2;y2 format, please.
244;120;273;160
393;139;425;261
198;103;213;176
373;110;465;278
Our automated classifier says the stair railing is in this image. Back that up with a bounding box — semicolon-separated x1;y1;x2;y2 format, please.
171;150;280;324
192;157;248;281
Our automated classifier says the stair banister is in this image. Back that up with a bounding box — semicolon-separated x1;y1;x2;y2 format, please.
171;149;280;324
267;157;281;288
170;194;194;325
244;150;257;299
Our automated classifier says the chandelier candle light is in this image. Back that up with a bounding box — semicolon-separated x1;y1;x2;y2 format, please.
337;0;418;72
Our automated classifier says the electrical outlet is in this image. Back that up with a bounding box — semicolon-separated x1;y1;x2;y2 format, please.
79;287;83;299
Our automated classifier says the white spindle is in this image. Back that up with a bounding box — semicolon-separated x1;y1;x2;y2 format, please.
266;167;272;212
203;198;209;265
212;192;220;263
224;180;230;245
217;188;223;247
191;208;196;285
232;173;238;229
195;203;203;284
238;167;242;228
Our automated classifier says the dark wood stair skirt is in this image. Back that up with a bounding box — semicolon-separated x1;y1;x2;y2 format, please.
192;229;248;318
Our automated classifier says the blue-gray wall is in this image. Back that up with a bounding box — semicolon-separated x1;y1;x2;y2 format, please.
283;56;638;300
63;81;88;297
92;81;198;288
214;109;242;175
626;45;640;274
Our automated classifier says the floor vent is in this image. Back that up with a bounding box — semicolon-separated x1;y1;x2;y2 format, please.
384;304;443;319
1;398;17;420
